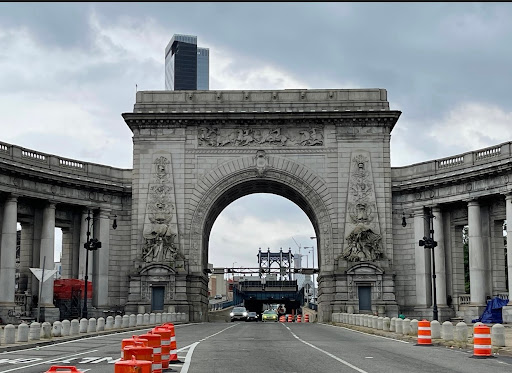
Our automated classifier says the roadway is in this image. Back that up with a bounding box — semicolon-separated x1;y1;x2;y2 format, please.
1;321;511;373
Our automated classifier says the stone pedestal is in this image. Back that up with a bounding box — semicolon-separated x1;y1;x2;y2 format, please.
502;306;512;324
40;306;60;323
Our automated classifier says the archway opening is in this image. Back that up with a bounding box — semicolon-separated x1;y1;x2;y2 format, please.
208;189;317;312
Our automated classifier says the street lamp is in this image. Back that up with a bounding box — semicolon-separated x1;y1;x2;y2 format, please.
418;207;438;321
81;210;117;319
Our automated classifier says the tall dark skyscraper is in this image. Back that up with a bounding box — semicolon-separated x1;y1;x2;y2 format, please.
165;34;209;90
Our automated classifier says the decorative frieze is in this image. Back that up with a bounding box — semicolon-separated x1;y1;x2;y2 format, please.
197;126;324;147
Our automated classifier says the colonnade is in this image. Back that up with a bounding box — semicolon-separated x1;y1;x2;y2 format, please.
0;193;112;322
414;193;512;312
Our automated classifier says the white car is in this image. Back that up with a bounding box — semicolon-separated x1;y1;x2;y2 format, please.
230;306;248;321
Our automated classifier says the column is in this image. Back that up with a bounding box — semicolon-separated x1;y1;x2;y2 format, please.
39;202;56;306
432;205;447;307
413;207;431;307
79;209;93;279
18;223;34;293
92;209;110;308
0;195;18;304
506;194;512;296
467;200;486;305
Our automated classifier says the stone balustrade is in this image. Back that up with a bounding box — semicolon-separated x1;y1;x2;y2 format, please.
0;312;185;347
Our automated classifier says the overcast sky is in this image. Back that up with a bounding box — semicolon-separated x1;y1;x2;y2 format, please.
2;3;512;269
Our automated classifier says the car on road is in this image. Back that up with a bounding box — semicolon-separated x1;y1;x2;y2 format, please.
230;306;248;321
261;309;278;322
245;311;258;322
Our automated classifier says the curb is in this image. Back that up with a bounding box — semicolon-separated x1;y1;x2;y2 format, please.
0;323;186;353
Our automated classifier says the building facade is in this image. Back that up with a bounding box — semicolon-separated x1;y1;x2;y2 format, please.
0;88;510;325
165;34;209;91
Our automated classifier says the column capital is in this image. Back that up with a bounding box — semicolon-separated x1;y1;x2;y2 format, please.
5;194;19;203
465;199;480;206
503;192;512;201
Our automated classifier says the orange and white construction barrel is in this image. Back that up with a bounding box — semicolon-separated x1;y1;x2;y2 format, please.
417;319;432;345
45;367;83;373
115;356;152;373
304;314;310;323
121;336;148;357
288;314;293;322
152;326;172;369
161;323;180;363
297;315;302;323
473;324;492;357
139;332;162;373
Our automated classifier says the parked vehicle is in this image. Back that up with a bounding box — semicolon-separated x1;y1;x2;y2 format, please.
262;309;278;322
230;306;248;321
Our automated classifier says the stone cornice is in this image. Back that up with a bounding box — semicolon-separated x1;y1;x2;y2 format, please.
123;111;402;133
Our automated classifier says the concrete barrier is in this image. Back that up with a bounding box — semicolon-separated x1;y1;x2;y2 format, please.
442;321;453;341
390;317;396;332
402;319;410;335
143;313;150;325
129;314;137;327
87;318;97;333
97;317;105;332
61;320;70;336
136;314;143;326
410;319;418;336
383;317;390;332
70;319;80;336
52;321;62;337
4;324;15;344
17;323;29;342
122;315;129;328
395;318;403;334
431;320;441;339
491;324;506;347
377;317;383;330
156;313;162;324
29;322;41;341
455;322;468;343
79;318;88;333
114;315;122;329
41;322;52;339
372;316;378;329
169;312;177;323
105;316;114;330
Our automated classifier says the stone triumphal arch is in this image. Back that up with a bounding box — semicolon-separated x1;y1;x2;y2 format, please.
0;88;511;324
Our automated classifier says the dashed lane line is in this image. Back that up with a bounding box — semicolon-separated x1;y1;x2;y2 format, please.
0;350;98;373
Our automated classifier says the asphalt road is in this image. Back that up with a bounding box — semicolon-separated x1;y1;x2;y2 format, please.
1;321;511;373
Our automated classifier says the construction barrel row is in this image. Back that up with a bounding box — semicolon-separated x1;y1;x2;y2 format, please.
116;322;181;373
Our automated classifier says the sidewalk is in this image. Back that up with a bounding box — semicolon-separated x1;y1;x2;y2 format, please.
0;323;184;353
330;321;512;357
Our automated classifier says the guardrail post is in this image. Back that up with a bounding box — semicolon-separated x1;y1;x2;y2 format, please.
383;317;390;331
410;319;418;335
114;315;122;329
122;315;129;328
431;320;441;339
70;319;79;335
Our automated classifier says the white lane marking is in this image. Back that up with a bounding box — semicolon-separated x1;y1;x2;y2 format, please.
0;350;97;373
319;323;410;344
177;323;240;372
180;342;199;373
0;323;194;354
284;324;369;373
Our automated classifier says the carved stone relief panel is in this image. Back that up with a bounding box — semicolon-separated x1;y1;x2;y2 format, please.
197;126;324;147
141;155;182;266
341;151;383;262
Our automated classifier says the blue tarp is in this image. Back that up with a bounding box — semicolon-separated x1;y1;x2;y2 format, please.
472;297;509;323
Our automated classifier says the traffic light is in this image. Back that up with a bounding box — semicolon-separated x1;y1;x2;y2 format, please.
84;238;102;250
